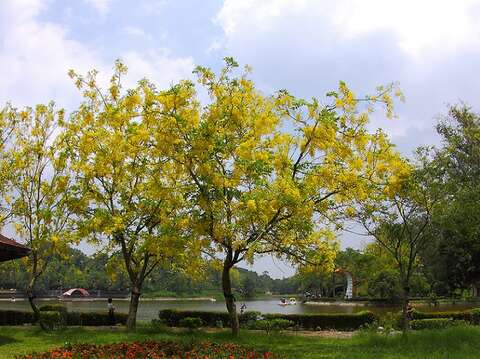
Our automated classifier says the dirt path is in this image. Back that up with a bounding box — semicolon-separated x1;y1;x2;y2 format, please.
203;328;355;338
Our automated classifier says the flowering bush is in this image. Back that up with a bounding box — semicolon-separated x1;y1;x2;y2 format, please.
19;340;280;359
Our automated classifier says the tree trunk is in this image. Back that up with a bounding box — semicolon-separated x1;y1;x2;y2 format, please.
222;262;239;336
26;280;39;321
126;287;141;331
401;285;411;334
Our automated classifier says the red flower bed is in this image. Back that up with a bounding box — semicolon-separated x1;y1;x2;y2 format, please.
19;341;279;359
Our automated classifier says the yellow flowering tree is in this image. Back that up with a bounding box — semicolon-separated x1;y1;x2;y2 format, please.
0;105;18;224
6;103;74;316
161;58;408;335
62;62;198;330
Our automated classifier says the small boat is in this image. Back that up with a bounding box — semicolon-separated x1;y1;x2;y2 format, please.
278;297;297;306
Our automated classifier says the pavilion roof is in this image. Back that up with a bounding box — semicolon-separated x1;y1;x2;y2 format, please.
0;234;30;262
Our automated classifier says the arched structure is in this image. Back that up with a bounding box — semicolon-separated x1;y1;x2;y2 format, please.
62;288;90;297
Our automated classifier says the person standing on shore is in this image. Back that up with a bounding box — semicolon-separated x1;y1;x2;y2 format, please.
107;298;115;326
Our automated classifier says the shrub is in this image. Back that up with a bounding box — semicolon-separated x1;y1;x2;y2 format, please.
38;311;63;331
39;305;68;324
150;318;167;331
0;310;35;325
0;309;127;327
241;311;262;322
470;308;480;325
38;305;67;314
66;311;128;326
179;317;203;330
411;310;471;321
159;309;377;331
159;309;230;327
263;310;377;330
362;311;401;334
254;319;294;334
410;318;467;330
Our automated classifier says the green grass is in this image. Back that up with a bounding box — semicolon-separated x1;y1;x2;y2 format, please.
0;325;480;359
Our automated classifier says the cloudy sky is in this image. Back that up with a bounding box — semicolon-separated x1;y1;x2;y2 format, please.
1;0;479;277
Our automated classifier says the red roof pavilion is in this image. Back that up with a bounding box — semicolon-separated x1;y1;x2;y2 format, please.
0;234;30;262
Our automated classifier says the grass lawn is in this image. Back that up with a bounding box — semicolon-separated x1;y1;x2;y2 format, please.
1;325;480;358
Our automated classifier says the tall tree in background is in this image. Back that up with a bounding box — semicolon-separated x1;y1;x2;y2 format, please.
6;103;74;316
163;58;408;335
63;62;199;330
353;160;438;332
425;105;480;292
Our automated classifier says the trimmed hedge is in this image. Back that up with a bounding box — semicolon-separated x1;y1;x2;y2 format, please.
159;310;232;328
0;309;127;326
411;310;472;321
65;311;128;326
39;305;68;314
262;311;377;330
0;310;35;325
39;311;63;331
410;318;467;330
159;309;377;331
178;317;204;329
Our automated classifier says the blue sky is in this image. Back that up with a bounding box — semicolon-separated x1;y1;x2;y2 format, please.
1;0;480;278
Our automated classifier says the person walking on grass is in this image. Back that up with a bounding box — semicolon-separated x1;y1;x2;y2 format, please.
107;297;115;326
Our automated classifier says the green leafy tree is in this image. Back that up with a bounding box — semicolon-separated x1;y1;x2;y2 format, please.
353;164;437;332
424;105;480;292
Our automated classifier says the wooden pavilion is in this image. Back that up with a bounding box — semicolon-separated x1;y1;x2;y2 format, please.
0;234;30;262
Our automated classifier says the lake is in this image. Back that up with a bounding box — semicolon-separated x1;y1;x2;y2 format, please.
1;298;478;320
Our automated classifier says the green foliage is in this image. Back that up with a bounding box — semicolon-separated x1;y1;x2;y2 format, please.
159;309;231;327
470;308;480;325
241;311;261;322
419;105;480;294
38;305;67;314
252;319;294;334
3;324;480;359
66;312;128;326
178;317;203;330
150;319;167;331
159;309;377;331
0;310;35;325
362;311;402;333
0;309;127;327
411;310;471;322
410;318;467;330
38;311;63;331
263;311;377;331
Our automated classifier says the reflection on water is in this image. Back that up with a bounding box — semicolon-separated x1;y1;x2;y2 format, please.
0;299;478;321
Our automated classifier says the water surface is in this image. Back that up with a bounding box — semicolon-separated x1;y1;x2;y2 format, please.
1;298;478;320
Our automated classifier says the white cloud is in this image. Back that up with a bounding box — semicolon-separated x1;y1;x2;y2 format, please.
121;49;195;88
0;0;196;109
84;0;113;16
215;0;480;56
0;0;105;107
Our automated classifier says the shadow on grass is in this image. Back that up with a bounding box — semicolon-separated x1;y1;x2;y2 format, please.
0;335;18;346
